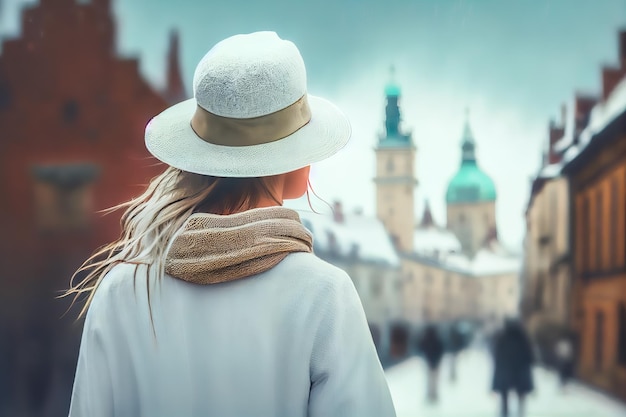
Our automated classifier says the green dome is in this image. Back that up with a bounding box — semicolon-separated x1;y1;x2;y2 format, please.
446;162;497;204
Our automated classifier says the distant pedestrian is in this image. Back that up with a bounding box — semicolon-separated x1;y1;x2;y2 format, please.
418;325;445;403
448;323;464;383
491;318;534;417
555;335;574;391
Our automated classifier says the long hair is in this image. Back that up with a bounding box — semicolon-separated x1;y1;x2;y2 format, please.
63;166;283;319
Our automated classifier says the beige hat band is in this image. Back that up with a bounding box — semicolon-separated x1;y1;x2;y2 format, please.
191;95;312;147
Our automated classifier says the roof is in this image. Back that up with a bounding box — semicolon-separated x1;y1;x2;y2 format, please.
563;75;626;169
537;162;563;179
446;162;497;204
446;116;497;204
295;209;400;267
413;226;462;258
406;247;521;277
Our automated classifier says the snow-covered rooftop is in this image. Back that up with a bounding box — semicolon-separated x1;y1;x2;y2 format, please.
295;209;400;267
470;249;521;276
562;75;626;165
413;226;462;257
538;163;563;179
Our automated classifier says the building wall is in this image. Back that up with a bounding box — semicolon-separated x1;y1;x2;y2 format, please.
401;258;485;324
375;147;416;252
522;176;571;335
0;1;168;414
446;201;496;257
570;134;626;401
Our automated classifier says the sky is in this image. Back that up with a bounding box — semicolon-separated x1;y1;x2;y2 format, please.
1;0;625;250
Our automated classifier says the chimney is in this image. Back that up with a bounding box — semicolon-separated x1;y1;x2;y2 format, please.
332;201;344;223
602;67;626;101
548;120;564;164
164;29;187;104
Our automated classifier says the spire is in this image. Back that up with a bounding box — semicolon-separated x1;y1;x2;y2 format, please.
461;108;477;164
420;199;434;227
384;66;401;138
164;29;187;104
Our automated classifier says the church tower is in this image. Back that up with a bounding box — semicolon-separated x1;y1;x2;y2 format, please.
374;68;417;253
446;111;497;257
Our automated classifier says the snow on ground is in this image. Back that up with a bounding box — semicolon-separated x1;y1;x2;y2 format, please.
385;348;626;417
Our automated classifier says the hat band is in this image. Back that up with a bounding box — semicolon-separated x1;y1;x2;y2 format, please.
191;95;312;147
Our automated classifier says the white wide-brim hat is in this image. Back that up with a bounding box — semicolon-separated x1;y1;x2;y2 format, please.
145;31;351;178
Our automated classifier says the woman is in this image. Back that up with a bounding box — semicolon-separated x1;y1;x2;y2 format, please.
491;318;534;417
66;32;396;417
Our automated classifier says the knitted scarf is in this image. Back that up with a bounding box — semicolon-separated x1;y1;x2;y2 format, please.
165;207;313;285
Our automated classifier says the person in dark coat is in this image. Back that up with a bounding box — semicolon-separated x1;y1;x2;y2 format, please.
418;325;445;403
491;318;534;417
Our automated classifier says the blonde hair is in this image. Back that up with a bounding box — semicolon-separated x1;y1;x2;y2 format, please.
63;166;281;318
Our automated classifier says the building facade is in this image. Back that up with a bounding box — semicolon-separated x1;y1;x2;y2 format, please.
523;29;626;401
0;0;185;414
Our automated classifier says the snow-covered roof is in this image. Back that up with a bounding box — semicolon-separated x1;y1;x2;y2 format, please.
538;163;563;179
407;246;520;277
470;249;521;276
585;75;626;139
413;226;462;257
563;75;626;165
563;144;581;163
295;209;400;267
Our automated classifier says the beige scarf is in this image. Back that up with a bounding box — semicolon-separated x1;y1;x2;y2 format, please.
165;207;313;285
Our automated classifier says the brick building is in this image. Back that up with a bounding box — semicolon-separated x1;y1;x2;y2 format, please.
0;0;185;414
559;30;626;402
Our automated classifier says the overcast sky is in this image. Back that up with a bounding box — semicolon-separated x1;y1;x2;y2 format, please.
2;0;625;250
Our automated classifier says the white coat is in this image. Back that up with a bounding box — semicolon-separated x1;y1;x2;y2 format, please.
68;252;396;417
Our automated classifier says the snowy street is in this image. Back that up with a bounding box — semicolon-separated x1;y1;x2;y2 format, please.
385;348;626;417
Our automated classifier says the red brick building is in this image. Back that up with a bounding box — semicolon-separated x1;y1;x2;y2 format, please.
0;0;185;414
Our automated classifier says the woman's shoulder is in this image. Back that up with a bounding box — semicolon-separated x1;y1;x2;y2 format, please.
271;252;354;292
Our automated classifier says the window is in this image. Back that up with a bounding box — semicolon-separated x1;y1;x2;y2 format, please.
33;163;100;233
581;196;590;273
611;178;619;269
596;190;603;272
595;311;605;372
619;303;626;366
